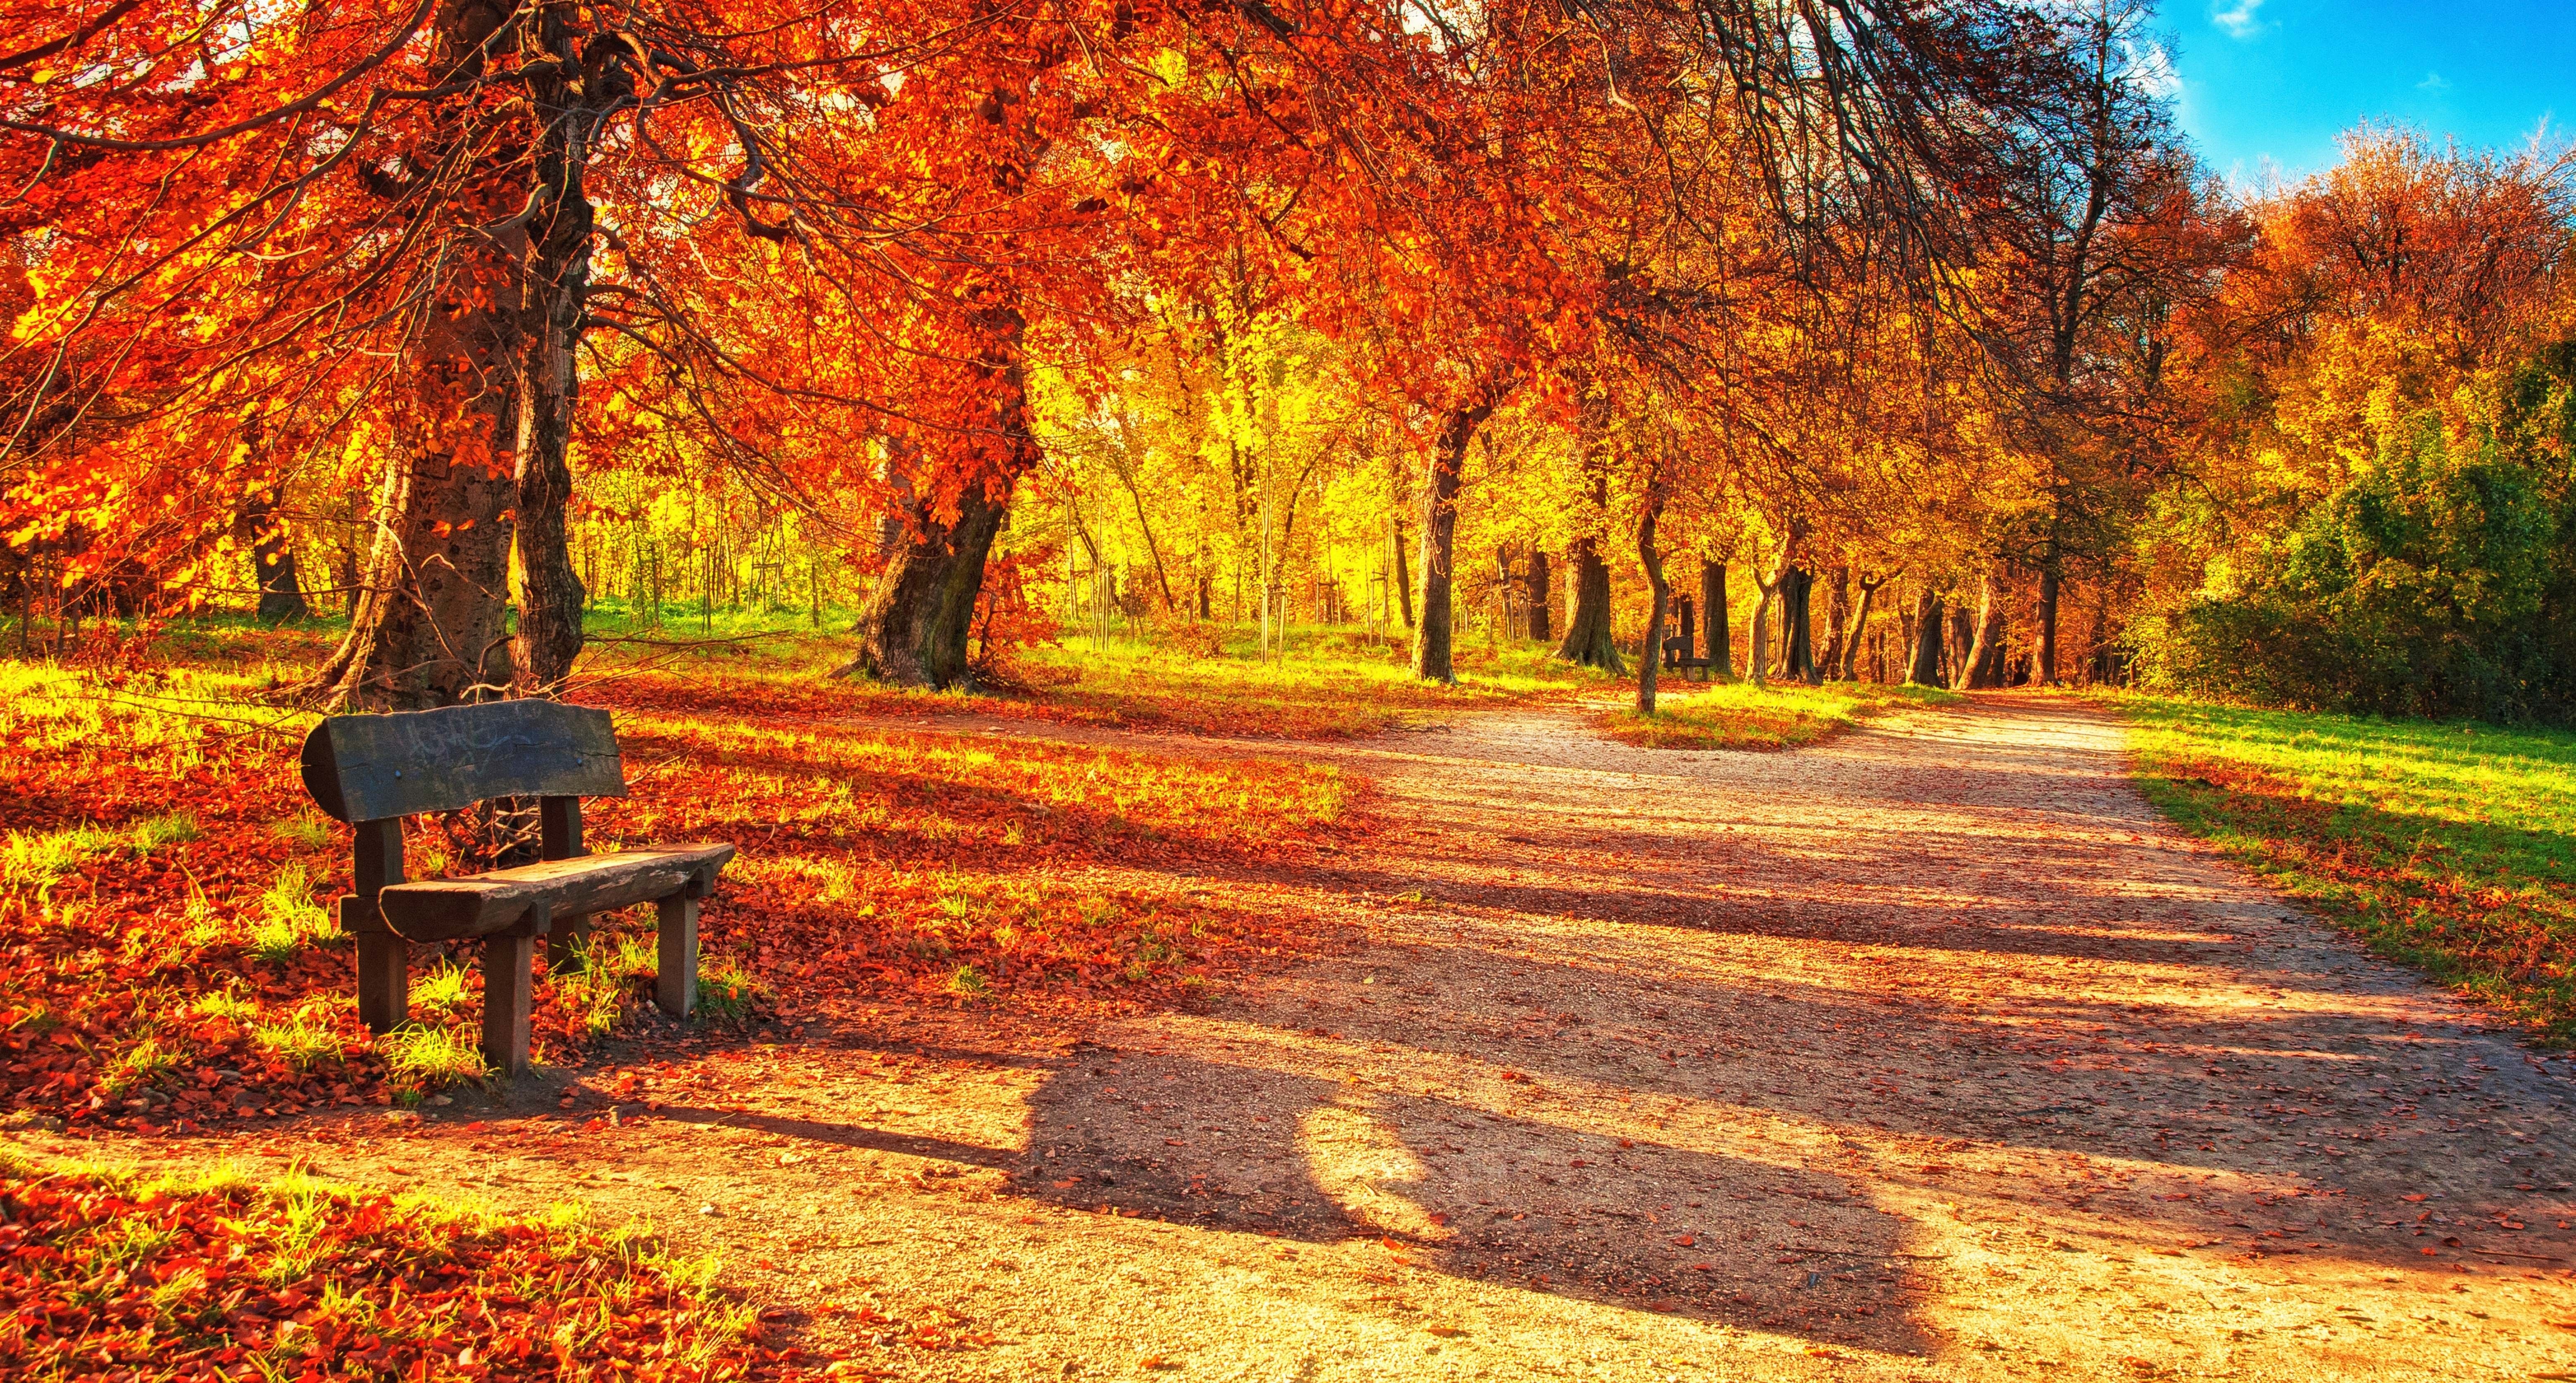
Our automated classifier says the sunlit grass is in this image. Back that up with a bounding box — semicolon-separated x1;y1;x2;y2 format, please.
250;863;335;961
379;1023;489;1087
578;621;1608;739
2116;694;2576;1044
1602;680;1963;750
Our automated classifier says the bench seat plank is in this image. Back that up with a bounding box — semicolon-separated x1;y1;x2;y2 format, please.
378;843;736;942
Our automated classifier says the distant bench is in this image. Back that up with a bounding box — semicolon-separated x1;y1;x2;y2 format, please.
299;700;735;1075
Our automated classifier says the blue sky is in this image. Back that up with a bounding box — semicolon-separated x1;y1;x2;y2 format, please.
2157;0;2576;184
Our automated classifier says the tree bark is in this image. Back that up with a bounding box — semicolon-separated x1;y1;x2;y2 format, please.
1907;589;1944;686
1747;534;1797;689
1390;513;1413;630
1702;558;1731;679
1817;567;1851;681
2038;564;2061;685
1841;575;1888;680
1636;482;1669;714
1555;539;1621;672
239;489;308;623
1526;546;1552;645
508;8;594;697
1781;566;1819;684
1957;572;2009;690
848;296;1039;689
311;5;524;708
1412;394;1500;682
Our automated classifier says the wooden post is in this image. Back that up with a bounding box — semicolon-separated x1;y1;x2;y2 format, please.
481;902;546;1077
540;796;590;970
350;819;407;1033
656;890;699;1018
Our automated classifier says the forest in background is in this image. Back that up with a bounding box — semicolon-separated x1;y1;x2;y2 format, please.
2;1;2572;724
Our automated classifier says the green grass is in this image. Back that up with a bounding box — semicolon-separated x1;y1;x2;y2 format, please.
2115;695;2576;1045
250;863;336;961
1602;680;1963;750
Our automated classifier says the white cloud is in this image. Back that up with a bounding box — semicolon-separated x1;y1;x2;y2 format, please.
2212;0;2264;39
2127;38;2182;101
2417;71;2451;93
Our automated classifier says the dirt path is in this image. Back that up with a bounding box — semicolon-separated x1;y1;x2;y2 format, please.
69;693;2576;1379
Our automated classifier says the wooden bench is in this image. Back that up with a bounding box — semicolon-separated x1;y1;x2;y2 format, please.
1659;595;1718;682
298;700;735;1076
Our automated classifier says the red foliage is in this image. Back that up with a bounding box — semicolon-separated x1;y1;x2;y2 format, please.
0;1169;805;1381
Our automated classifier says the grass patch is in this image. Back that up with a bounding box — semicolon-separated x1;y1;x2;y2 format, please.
2115;695;2576;1045
379;1023;489;1087
2;823;120;889
1602;681;1962;750
251;1004;345;1070
250;863;335;961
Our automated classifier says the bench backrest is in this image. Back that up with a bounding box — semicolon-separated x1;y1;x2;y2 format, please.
300;700;627;824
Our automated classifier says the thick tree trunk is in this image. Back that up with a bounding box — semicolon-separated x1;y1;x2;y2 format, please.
1702;559;1731;679
850;472;1011;689
1817;567;1850;681
509;31;593;697
1636;485;1669;714
240;490;308;623
2038;565;2061;685
1526;546;1552;645
1413;396;1498;682
1780;567;1817;684
1957;572;2009;690
849;297;1040;689
1907;589;1944;686
1747;533;1799;689
312;5;523;708
1555;539;1621;672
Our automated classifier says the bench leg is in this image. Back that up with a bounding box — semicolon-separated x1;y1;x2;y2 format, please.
656;894;698;1018
481;932;537;1077
356;932;409;1034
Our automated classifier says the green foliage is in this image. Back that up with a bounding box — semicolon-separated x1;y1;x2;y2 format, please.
251;1005;343;1070
2119;694;2576;1044
694;957;763;1021
2140;346;2576;721
379;1024;490;1087
250;864;336;961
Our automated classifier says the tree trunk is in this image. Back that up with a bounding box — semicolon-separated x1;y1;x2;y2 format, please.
1412;396;1499;683
509;18;594;697
848;298;1040;689
1957;572;2008;690
1555;539;1621;671
1779;567;1817;684
851;472;1011;689
1907;589;1944;686
311;5;524;709
1390;513;1413;630
1526;546;1552;645
1747;533;1800;689
1702;559;1731;679
2038;565;2061;685
239;489;308;623
1636;483;1669;714
1817;567;1850;681
1840;577;1886;681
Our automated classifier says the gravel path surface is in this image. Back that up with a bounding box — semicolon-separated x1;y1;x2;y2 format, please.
90;691;2576;1380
